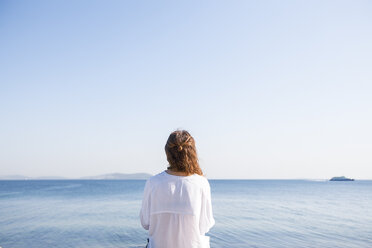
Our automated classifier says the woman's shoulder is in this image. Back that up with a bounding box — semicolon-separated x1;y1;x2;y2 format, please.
146;171;167;184
148;171;209;184
185;174;211;191
192;173;209;183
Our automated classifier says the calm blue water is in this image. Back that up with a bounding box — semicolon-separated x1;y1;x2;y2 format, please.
0;179;371;248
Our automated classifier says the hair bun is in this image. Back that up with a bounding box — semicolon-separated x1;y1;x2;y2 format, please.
177;146;183;151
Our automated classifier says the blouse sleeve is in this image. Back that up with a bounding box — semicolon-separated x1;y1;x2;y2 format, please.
199;179;215;234
139;179;151;230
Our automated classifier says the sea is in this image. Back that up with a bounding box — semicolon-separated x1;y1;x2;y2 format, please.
0;179;371;248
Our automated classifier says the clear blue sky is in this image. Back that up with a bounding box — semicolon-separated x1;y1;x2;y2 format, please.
1;0;371;179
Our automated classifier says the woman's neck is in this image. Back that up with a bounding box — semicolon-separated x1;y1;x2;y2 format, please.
166;169;190;176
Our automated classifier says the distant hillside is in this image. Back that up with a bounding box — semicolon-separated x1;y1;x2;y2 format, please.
80;173;152;180
0;173;152;180
0;175;31;180
0;175;68;180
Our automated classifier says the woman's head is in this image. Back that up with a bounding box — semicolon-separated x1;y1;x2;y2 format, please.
165;130;203;176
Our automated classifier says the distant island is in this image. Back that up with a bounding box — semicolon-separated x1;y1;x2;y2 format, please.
330;176;355;181
0;173;152;180
80;173;152;180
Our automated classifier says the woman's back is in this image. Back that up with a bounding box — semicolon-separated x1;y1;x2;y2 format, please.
140;171;214;248
139;130;214;248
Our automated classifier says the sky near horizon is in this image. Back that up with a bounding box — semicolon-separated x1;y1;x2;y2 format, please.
1;0;371;179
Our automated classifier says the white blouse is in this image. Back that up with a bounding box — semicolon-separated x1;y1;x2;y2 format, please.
140;171;215;248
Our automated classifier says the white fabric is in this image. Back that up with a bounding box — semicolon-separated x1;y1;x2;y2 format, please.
140;171;215;248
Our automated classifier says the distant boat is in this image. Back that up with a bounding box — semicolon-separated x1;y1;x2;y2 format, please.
330;176;354;181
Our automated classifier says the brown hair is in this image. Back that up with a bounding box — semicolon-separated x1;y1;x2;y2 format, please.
165;130;203;176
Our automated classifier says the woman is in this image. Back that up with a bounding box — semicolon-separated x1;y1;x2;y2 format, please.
140;130;215;248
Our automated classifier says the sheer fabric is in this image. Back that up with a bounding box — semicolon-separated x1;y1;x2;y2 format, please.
140;171;215;248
